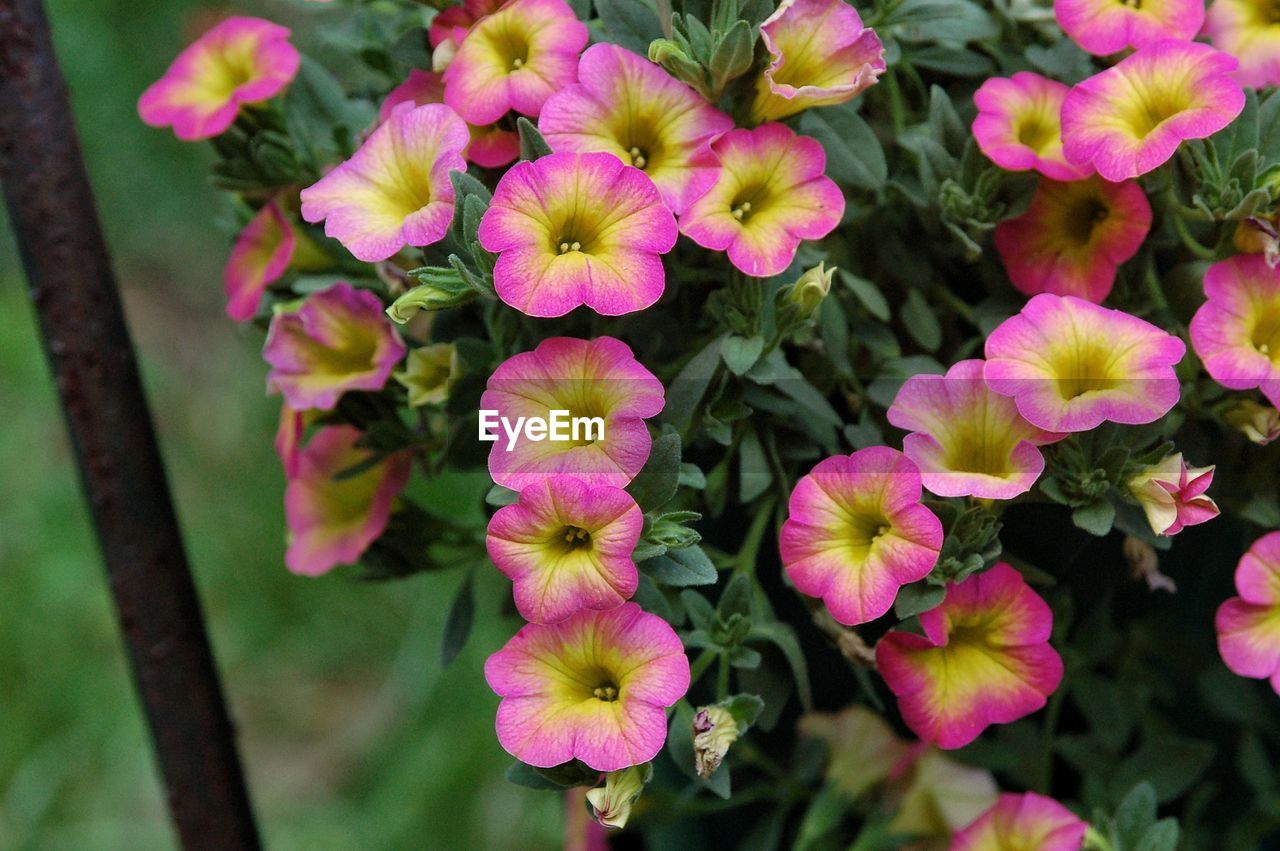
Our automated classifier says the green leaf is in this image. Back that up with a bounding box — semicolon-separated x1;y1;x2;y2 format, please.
718;573;754;619
748;621;812;710
640;546;718;586
1134;820;1180;851
738;428;772;502
1110;738;1214;804
440;570;475;666
283;56;373;165
1072;499;1116;537
799;103;886;190
595;0;664;55
485;485;521;507
840;271;891;321
517;117;552;160
902;288;942;351
505;759;600;790
504;761;568;791
886;0;998;41
723;693;766;731
1111;782;1158;846
664;336;724;431
627;432;682;511
721;335;765;375
893;582;946;619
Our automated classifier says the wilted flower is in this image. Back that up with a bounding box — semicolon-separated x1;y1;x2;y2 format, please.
877;563;1064;749
1124;535;1177;593
887;359;1064;500
983;294;1186;433
798;705;913;799
1190;254;1280;409
586;764;651;830
994;176;1151;303
485;603;690;771
263;283;406;411
1225;398;1280;445
952;792;1089;851
396;343;458;407
138;17;299;141
443;0;588;125
481;337;665;490
972;72;1091;181
1127;453;1219;537
780;447;943;626
681;124;844;278
225;200;295;322
486;476;642;624
478;152;678;317
1061;40;1245;181
692;705;739;778
540;43;734;215
749;0;885;123
1204;0;1280;89
886;748;999;840
379;69;519;169
1055;0;1203;56
300;103;469;262
1216;531;1280;695
284;426;411;576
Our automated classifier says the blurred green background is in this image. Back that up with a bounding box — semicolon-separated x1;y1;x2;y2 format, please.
0;1;560;847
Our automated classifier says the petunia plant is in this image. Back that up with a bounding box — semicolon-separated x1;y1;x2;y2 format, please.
142;0;1280;847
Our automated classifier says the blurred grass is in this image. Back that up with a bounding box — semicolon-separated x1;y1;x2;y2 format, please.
0;1;560;848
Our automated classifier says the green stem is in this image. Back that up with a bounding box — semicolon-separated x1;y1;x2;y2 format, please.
1172;212;1217;260
689;649;718;684
733;494;777;576
1037;672;1068;794
716;653;731;701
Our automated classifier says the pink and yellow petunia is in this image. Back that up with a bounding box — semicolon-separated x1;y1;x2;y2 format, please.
1216;531;1280;695
487;476;643;624
1055;0;1203;56
379;69;519;169
1061;40;1245;182
952;792;1089;851
225;200;296;322
1203;0;1280;89
973;73;1091;181
1127;453;1219;536
485;602;690;771
779;447;943;626
749;0;885;123
1190;254;1280;409
887;360;1064;500
428;0;507;60
539;43;734;215
478;152;678;317
876;563;1064;749
284;425;411;576
983;294;1186;433
481;336;665;490
443;0;588;125
681;124;844;278
139;17;300;141
300;103;468;263
994;176;1152;304
263;282;406;411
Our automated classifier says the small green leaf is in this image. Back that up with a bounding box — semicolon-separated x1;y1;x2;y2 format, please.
517;117;552;160
840;271;891;321
1072;500;1116;537
595;0;664;55
627;432;682;511
902;288;942;351
721;335;765;376
485;485;520;507
640;546;718;586
893;582;946;619
800;103;886;190
440;570;475;666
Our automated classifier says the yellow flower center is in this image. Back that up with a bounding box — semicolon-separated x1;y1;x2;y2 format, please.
1115;78;1192;139
839;509;893;557
1050;339;1123;400
1065;195;1111;247
1015;116;1057;154
1245;0;1280;25
1251;310;1280;362
942;423;1015;478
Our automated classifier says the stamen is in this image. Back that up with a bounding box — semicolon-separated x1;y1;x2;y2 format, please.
592;685;619;701
731;201;752;220
628;146;647;169
558;240;583;254
511;57;524;69
559;242;570;254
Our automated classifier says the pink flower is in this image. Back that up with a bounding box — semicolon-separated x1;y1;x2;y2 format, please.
1204;0;1280;89
1055;0;1203;56
275;402;306;478
263;283;406;410
681;124;844;278
952;792;1089;851
443;0;588;125
139;17;299;141
1061;41;1245;182
973;73;1091;181
540;43;733;215
994;176;1152;303
487;476;642;624
428;0;507;56
779;447;943;626
481;337;665;490
749;0;885;123
485;603;690;771
225;200;295;322
1216;531;1280;695
1127;453;1219;536
983;294;1186;433
379;69;519;169
478;153;677;317
300;103;469;262
284;426;411;576
877;563;1064;749
1190;254;1280;409
887;360;1064;500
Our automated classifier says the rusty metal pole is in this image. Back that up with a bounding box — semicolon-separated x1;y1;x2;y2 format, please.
0;1;262;847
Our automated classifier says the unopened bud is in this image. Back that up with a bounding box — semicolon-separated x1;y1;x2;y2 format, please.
692;705;738;778
395;343;459;407
386;279;477;323
1225;398;1280;445
585;763;651;830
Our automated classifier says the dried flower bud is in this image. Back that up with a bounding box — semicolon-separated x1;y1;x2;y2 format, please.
1123;535;1175;593
692;705;738;778
1225;398;1280;446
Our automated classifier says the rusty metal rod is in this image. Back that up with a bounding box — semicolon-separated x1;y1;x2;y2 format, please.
0;0;261;846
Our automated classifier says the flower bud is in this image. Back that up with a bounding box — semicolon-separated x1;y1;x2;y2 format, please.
386;279;477;323
395;342;459;407
1233;214;1280;268
585;763;651;830
692;705;739;778
1225;398;1280;446
1127;453;1219;537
